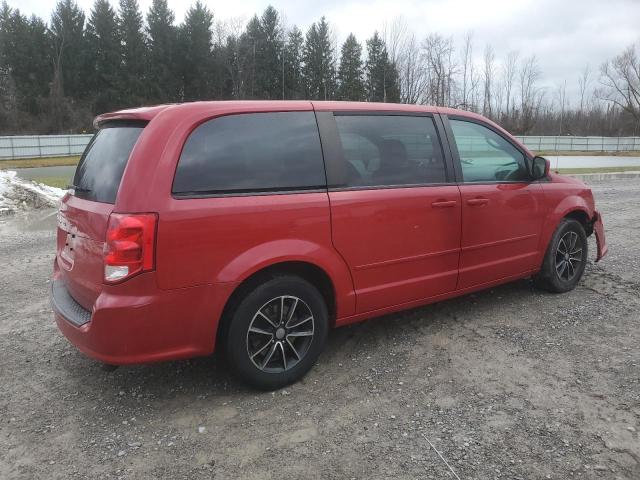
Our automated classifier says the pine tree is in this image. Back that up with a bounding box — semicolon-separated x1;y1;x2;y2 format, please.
118;0;146;105
337;33;364;101
26;16;51;105
256;6;283;99
283;26;303;99
50;0;90;100
385;61;401;103
0;7;47;126
243;15;261;98
179;1;213;101
146;0;179;102
0;7;50;117
86;0;120;113
302;17;336;100
365;31;400;103
220;33;247;99
0;2;15;129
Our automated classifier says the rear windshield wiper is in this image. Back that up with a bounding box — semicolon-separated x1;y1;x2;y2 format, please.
68;184;92;193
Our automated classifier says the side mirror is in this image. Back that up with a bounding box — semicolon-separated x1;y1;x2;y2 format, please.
531;156;550;180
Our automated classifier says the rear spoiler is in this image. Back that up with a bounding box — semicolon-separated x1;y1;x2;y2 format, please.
93;105;172;129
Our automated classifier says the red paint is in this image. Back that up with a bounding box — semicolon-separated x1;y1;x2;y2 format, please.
329;186;461;312
458;182;546;289
52;101;607;365
593;210;607;261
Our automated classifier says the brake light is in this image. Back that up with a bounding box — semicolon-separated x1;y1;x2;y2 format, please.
103;213;158;283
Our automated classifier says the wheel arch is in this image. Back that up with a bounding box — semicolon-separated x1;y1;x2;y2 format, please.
536;199;594;269
563;209;593;236
215;259;354;352
215;238;355;309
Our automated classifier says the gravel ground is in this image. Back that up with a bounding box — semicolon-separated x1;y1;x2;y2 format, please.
1;179;639;480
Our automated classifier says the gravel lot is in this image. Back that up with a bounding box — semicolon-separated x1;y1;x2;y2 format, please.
1;179;639;480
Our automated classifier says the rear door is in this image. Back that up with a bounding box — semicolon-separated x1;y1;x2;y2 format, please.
443;116;546;289
318;112;461;313
57;122;145;309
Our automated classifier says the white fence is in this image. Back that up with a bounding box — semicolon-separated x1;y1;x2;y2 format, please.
514;136;640;153
0;133;639;160
0;134;93;159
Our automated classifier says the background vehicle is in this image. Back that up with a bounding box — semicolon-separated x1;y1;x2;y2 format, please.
51;101;607;389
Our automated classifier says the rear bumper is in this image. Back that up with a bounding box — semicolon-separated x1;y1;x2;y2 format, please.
51;279;91;327
593;210;608;262
52;261;238;365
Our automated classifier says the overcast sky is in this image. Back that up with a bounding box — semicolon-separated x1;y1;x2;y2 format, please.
9;0;640;102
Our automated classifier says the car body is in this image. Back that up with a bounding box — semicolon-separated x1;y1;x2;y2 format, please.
51;101;607;387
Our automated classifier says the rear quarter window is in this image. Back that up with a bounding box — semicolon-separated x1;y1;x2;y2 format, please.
73;123;145;203
172;111;326;195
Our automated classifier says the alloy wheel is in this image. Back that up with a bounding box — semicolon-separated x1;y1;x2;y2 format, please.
246;296;315;373
555;231;583;282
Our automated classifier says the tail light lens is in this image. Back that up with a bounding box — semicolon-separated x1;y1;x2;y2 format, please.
103;213;158;283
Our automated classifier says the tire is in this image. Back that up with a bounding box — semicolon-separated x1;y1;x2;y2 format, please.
534;218;588;293
223;275;329;390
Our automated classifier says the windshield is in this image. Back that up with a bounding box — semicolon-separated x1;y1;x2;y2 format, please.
72;123;145;203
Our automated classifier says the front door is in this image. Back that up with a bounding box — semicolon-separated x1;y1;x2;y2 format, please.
446;117;546;289
321;112;461;313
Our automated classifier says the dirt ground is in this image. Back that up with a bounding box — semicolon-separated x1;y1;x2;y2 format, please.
1;179;638;480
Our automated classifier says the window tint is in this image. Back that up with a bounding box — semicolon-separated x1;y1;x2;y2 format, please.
73;124;144;203
173;112;325;195
334;115;446;187
449;119;528;182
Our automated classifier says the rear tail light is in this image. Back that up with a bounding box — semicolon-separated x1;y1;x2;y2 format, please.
103;213;158;283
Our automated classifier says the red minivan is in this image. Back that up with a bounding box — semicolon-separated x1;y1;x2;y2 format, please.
51;101;607;389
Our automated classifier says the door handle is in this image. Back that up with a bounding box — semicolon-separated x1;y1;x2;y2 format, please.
431;200;457;208
466;198;489;206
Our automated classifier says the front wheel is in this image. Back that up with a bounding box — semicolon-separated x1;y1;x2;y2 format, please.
223;275;328;390
534;218;588;293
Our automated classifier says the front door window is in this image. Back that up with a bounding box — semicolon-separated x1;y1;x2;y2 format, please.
449;119;528;182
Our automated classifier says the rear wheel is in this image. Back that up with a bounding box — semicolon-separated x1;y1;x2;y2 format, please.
534;218;588;293
223;275;328;390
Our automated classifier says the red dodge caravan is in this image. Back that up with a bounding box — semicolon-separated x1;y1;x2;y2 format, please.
52;101;607;389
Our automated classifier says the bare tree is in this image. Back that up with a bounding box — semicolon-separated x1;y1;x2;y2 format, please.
421;33;456;106
459;31;473;110
555;80;568;134
382;16;408;66
578;64;591;113
482;44;495;117
493;77;504;120
598;43;640;122
398;33;427;104
220;16;250;100
519;55;543;133
503;50;519;121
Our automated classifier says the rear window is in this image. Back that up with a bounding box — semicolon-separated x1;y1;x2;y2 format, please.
73;123;145;203
172;111;326;195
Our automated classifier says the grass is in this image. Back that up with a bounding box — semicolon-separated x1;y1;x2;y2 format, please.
555;166;640;174
535;150;640;157
30;176;71;188
0;155;80;169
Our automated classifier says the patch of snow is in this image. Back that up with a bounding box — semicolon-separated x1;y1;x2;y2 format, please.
0;170;66;215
